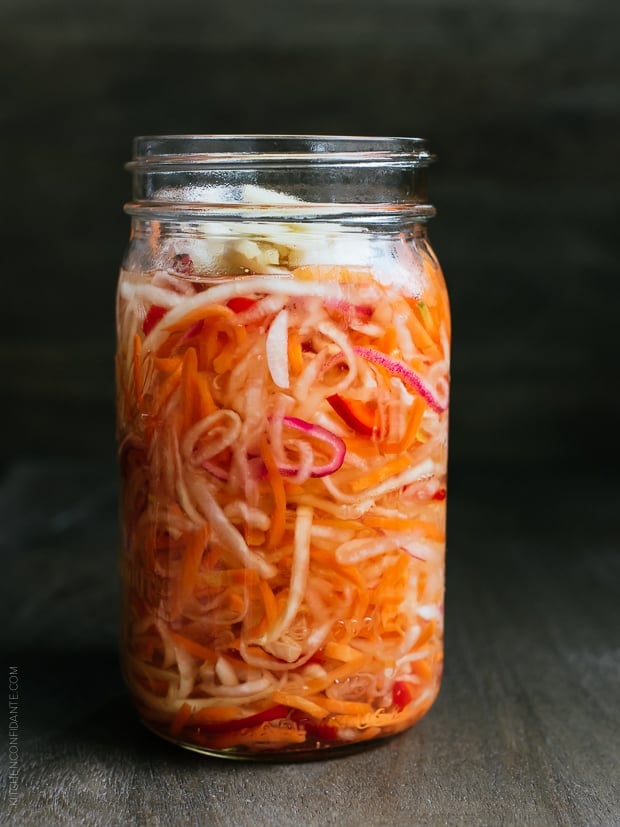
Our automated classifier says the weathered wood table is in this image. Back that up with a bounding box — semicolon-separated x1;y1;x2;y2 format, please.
2;461;618;826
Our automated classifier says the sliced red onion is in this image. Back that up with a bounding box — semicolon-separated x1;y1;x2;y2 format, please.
353;346;446;413
276;416;346;477
277;440;314;484
325;298;374;319
180;319;205;342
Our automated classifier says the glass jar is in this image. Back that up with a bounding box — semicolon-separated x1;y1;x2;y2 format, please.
116;135;450;759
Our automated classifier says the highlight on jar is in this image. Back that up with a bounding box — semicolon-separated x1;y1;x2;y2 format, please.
115;135;450;759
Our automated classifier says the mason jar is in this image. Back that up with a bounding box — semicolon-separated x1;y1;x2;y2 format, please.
116;135;450;759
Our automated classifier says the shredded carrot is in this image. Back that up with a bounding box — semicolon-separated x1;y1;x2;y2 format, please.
181;346;201;430
260;437;286;548
292;265;374;284
306;516;366;533
170;702;193;736
383;396;426;454
245;526;266;547
271;692;329;720
206;326;228;366
226;591;246;615
169;632;218;664
174;525;209;616
414;300;440;344
191;706;247;725
151;360;183;417
315;698;373;715
197;338;210;372
153;356;182;373
376;325;398;355
287;330;304;375
194;371;216;417
361;515;444;542
133;334;143;405
349;454;410;493
197;568;258;588
411;658;434;682
406;303;439;354
415;620;436;649
116;353;132;423
302;655;370;695
259;579;278;628
233;324;247;346
330;708;406;730
163;303;235;334
283;480;305;497
340;436;378;461
375;555;409;630
213;337;238;374
324;641;363;662
350;590;371;627
155;330;183;359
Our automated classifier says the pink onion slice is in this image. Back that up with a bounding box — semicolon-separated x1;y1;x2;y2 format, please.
277;416;346;478
353;346;446;413
180;319;205;342
326;298;374;319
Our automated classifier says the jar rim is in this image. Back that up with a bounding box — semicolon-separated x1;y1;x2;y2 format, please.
126;134;435;170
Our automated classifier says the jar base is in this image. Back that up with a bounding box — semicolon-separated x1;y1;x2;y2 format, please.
139;717;407;762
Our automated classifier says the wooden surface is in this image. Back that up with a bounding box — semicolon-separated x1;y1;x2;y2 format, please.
2;461;619;826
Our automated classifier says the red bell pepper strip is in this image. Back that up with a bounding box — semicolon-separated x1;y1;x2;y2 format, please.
327;394;380;436
392;680;414;711
227;297;257;313
143;305;167;336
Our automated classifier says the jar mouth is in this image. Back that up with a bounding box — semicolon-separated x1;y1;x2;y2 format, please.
126;135;436;171
125;134;436;222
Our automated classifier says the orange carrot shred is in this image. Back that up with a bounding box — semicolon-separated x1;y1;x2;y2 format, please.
271;692;329;720
163;303;235;334
383;396;426;454
170;632;219;664
361;514;444;542
287;330;304;375
170;702;193;736
133;334;143;405
349;455;410;493
181;347;199;430
260;438;286;548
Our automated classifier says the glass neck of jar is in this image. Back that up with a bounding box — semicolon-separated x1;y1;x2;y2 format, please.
124;135;436;227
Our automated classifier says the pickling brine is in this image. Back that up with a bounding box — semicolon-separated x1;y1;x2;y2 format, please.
116;136;450;758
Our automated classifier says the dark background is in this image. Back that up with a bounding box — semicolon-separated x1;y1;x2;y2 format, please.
2;0;619;472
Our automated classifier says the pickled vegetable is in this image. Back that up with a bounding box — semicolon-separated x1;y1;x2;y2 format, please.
116;246;450;756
